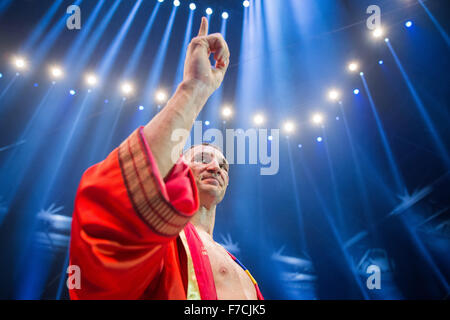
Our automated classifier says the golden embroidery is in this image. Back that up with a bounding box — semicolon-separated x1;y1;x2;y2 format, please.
179;230;201;300
118;129;192;237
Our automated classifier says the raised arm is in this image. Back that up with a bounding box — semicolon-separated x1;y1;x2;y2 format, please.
69;17;230;299
143;17;230;178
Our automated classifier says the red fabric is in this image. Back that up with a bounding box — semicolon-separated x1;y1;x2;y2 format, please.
183;223;218;300
69;127;263;300
69;130;198;299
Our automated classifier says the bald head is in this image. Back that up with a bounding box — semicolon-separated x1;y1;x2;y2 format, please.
183;144;229;208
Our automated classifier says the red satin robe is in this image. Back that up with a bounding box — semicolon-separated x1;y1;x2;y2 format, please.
69;127;264;300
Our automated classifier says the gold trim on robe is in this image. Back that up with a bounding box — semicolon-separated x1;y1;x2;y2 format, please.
118;128;194;237
179;230;201;300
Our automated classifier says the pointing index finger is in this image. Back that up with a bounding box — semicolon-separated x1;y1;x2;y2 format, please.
197;17;208;37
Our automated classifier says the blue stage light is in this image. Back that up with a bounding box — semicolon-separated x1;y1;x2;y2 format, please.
85;73;98;87
222;12;229;19
34;83;38;87
189;3;196;10
221;105;233;119
353;89;360;95
336;116;340;121
328;89;340;101
298;144;302;149
312;113;324;126
0;73;2;78
268;135;273;141
138;105;144;111
50;66;64;79
206;8;213;15
348;62;359;72
253;113;265;126
317;137;323;142
69;90;76;95
283;121;295;134
243;0;250;7
173;0;180;7
405;21;413;28
13;56;27;70
379;60;384;65
205;120;210;126
360;72;364;76
104;99;109;104
155;90;168;104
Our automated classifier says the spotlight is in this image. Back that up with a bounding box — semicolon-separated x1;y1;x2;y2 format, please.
328;89;340;101
205;120;210;126
69;89;76;95
359;72;364;76
85;73;98;86
268;136;273;141
50;66;63;79
384;38;389;43
283;121;295;134
348;62;359;72
173;0;180;7
13;56;27;70
189;3;196;10
353;89;360;95
317;137;323;142
222;12;229;19
158;0;164;2
138;105;144;111
378;60;384;65
243;0;250;7
253;113;265;126
298;144;302;149
0;73;2;78
221;105;233;118
372;27;384;38
312;113;324;125
121;82;134;95
405;21;413;28
206;8;213;15
155;89;168;104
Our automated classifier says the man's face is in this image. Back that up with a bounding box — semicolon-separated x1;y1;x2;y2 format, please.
184;145;229;207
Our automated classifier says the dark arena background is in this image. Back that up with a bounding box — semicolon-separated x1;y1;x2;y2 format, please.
0;0;449;300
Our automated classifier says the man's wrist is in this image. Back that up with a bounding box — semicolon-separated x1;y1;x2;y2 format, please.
177;79;211;111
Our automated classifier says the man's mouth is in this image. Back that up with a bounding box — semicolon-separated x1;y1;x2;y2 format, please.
201;176;221;186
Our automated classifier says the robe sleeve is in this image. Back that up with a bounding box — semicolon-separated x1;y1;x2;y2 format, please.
69;127;199;299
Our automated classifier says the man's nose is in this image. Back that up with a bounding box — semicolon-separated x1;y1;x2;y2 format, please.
205;159;220;173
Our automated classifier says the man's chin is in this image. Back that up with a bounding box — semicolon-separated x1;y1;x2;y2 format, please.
199;183;220;194
198;185;223;200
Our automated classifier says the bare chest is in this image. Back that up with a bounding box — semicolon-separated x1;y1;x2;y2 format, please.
198;233;257;300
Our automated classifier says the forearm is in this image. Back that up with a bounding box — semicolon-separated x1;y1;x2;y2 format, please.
143;79;209;178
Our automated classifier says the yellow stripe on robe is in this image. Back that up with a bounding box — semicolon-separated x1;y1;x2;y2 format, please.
179;230;202;300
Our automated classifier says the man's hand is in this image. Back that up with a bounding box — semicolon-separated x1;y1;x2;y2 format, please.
144;17;230;178
183;17;230;101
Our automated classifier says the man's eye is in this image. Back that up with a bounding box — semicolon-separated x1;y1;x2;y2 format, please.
194;154;210;164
